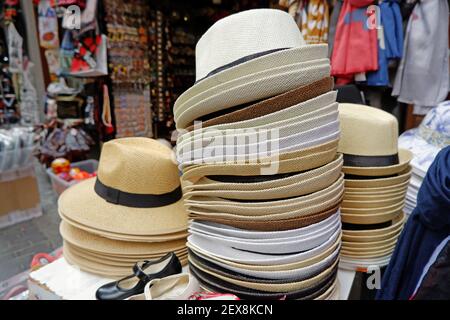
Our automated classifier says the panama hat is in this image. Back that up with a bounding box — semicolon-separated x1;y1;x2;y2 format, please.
341;201;404;215
58;210;188;243
185;77;334;132
63;241;188;266
190;211;340;239
342;236;398;251
174;10;327;122
340;247;395;259
342;227;403;244
343;190;407;201
184;154;343;191
190;262;338;300
63;245;188;278
183;154;343;201
181;139;339;180
58;138;188;236
344;180;410;194
185;176;344;214
187;227;341;271
187;191;343;221
175;59;331;128
177;91;337;149
341;195;405;209
60;222;186;256
191;203;340;232
344;167;412;188
188;245;339;281
178;122;340;169
339;255;392;270
188;221;340;255
188;256;338;293
338;103;412;176
341;206;403;224
187;224;340;266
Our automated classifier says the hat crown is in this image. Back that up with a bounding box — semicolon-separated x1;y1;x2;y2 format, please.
97;138;179;194
338;104;399;156
195;9;305;81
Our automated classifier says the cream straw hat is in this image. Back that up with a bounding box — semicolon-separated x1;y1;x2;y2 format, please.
338;103;412;176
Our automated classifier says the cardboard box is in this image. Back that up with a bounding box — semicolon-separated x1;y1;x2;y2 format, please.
0;168;40;217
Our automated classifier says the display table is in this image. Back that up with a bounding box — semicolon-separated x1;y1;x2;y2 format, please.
28;258;356;300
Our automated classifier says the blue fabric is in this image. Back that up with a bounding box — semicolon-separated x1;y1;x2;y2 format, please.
376;146;450;300
367;0;403;86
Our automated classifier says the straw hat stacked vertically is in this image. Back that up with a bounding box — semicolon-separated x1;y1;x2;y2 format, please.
175;9;343;299
58;138;189;278
337;104;413;271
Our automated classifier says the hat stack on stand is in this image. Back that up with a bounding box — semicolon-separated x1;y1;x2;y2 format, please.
174;9;344;299
398;101;450;216
337;104;412;271
58;138;189;278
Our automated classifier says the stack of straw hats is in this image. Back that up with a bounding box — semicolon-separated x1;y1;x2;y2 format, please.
58;138;189;278
174;9;343;299
398;101;450;216
337;104;413;270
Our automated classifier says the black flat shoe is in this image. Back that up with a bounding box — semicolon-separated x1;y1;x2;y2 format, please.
96;252;182;300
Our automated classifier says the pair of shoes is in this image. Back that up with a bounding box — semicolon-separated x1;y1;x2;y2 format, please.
128;274;200;300
96;252;181;300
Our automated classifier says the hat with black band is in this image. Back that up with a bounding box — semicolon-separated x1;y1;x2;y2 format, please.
58;138;188;236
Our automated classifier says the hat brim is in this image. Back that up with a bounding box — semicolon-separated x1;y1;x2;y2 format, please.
175;63;331;129
342;149;412;177
339;255;392;270
342;195;405;209
185;176;344;215
344;166;412;188
341;202;404;215
341;209;403;225
174;46;328;115
344;179;410;194
343;190;407;201
59;210;188;242
183;155;343;201
60;221;187;255
342;212;405;237
181;139;339;181
186;230;340;272
58;178;188;236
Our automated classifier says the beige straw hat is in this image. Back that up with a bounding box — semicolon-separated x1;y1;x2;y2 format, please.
344;167;412;188
338;103;412;176
341;195;405;209
60;221;186;256
181;139;339;181
342;226;403;243
343;190;407;201
174;9;328;127
183;154;343;201
185;175;344;214
342;212;405;236
341;201;404;215
342;236;398;250
340;247;395;259
185;77;334;132
344;179;410;194
58;138;188;236
341;208;402;225
58;210;188;243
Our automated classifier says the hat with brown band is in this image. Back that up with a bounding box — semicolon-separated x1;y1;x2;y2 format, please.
185;77;334;132
58;138;188;236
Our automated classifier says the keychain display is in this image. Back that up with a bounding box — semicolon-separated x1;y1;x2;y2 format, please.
104;0;152;138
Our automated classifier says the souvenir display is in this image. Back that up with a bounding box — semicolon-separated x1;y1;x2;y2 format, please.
175;9;341;300
104;0;152;138
398;102;450;216
57;138;189;278
337;104;412;270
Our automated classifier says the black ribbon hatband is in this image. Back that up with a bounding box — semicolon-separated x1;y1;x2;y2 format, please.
343;153;399;168
94;179;182;208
